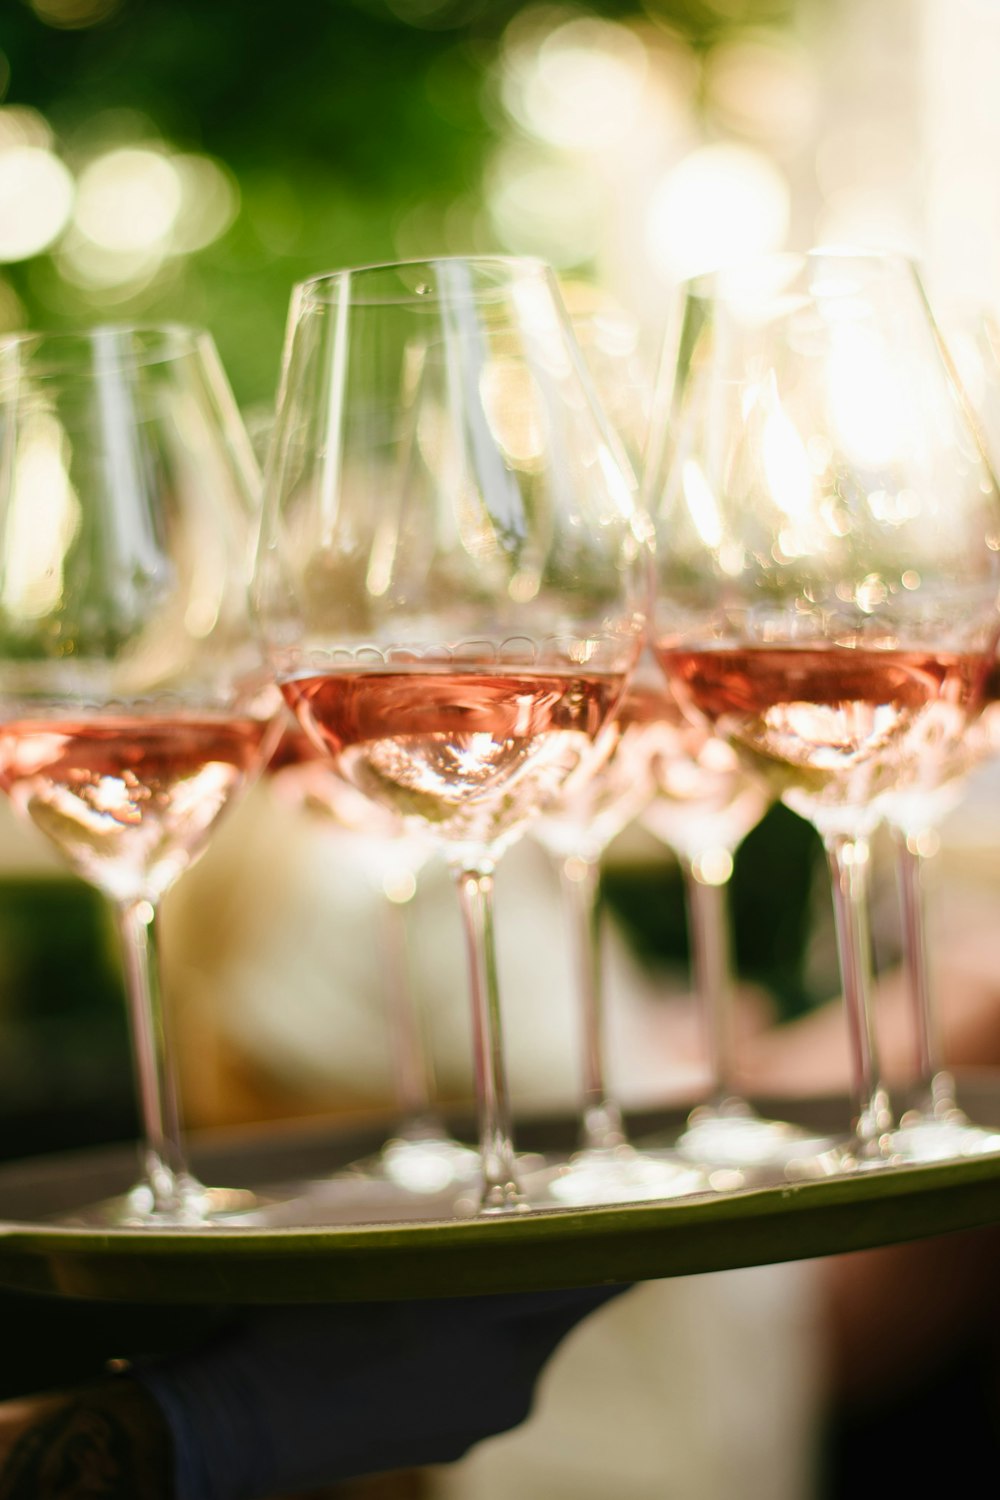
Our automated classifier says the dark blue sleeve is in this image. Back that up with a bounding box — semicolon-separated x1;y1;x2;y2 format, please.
138;1285;629;1499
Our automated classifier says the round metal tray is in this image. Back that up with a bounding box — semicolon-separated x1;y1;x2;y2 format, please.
1;1080;999;1305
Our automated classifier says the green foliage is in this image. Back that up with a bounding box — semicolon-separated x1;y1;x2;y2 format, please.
1;0;793;404
3;0;497;404
0;877;134;1158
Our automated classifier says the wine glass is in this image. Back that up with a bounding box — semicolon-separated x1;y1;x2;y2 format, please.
0;325;278;1223
635;679;834;1169
523;299;706;1204
646;251;1000;1170
878;781;1000;1159
871;315;1000;1161
529;668;708;1204
268;721;481;1194
253;257;649;1214
570;293;823;1174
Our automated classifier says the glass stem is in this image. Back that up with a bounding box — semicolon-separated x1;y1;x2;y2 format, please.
681;854;740;1113
891;825;958;1120
378;891;437;1136
560;853;626;1154
452;858;524;1212
823;832;894;1159
114;896;193;1213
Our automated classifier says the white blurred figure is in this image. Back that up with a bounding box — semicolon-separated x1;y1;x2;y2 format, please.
428;1263;824;1500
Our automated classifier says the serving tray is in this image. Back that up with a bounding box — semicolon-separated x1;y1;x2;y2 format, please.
1;1078;999;1305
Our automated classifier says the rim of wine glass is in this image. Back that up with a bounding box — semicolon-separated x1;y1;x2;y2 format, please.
293;254;555;308
0;323;216;379
679;245;922;305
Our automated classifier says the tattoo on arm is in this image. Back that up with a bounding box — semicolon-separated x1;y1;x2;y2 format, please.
0;1380;173;1500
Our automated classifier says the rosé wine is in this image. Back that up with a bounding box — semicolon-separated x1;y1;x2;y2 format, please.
281;668;622;852
537;675;767;861
655;644;983;821
0;714;270;902
533;681;671;860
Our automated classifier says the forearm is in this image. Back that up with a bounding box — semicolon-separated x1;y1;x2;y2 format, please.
0;1377;173;1499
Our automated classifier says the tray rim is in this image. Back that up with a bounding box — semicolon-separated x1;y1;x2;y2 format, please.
2;1096;1000;1304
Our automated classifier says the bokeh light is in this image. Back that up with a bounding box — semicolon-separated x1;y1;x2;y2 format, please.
501;12;648;152
645;142;790;281
813;120;919;253
815;121;913;201
0;2;939;417
28;0;122;28
0;147;75;263
2;413;81;623
0;107;55;151
705;32;818;146
171;154;240;253
55;229;165;296
74;147;182;253
486;145;603;267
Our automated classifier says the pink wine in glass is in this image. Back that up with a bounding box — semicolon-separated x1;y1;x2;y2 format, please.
282;669;622;850
655;645;984;818
529;673;719;1192
628;680;767;861
534;681;667;859
0;715;269;903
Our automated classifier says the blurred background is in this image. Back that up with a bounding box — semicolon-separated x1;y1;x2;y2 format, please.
3;2;1000;1492
4;0;996;414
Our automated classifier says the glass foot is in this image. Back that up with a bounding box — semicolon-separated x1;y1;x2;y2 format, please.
785;1121;902;1178
890;1108;1000;1163
333;1120;481;1195
524;1144;709;1207
251;1126;483;1225
61;1177;262;1229
251;1172;469;1227
787;1143;898;1179
257;1138;544;1225
676;1103;835;1172
376;1132;481;1194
